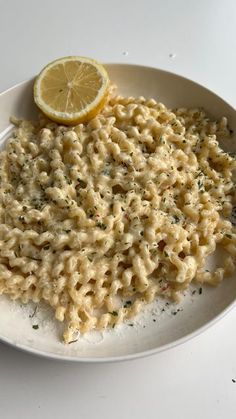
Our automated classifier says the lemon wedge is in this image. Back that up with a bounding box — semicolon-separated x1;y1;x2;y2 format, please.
33;56;110;125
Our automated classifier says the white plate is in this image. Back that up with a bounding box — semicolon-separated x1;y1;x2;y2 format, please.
0;64;236;362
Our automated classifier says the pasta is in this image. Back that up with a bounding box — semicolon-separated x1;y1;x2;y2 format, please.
0;88;235;343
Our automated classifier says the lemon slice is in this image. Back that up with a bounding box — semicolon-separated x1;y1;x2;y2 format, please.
34;56;110;125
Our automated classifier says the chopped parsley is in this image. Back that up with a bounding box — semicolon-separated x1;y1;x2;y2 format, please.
172;215;180;223
171;308;183;316
77;178;87;188
87;210;94;218
197;180;204;190
64;176;72;185
29;306;37;318
96;222;107;230
109;311;118;316
68;339;78;344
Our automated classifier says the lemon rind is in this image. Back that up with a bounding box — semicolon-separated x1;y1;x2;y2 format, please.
33;56;110;124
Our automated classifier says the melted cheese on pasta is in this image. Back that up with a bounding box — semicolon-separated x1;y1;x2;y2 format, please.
0;92;235;342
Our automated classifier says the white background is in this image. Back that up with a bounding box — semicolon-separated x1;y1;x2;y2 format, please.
0;1;236;418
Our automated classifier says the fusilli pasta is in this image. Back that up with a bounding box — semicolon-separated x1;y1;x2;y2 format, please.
0;90;235;343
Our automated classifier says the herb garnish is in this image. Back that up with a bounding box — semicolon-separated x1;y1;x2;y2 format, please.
124;300;132;308
109;311;118;316
68;339;78;344
197;180;204;190
64;175;72;185
172;215;180;223
77;178;86;188
29;306;37;318
96;222;107;230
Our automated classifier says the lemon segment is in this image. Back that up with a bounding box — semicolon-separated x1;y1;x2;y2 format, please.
33;56;110;124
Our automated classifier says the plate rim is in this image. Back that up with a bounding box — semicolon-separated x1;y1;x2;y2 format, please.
1;296;236;363
1;62;235;111
0;63;235;362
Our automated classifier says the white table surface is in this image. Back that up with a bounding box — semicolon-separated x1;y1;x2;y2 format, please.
0;1;236;418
